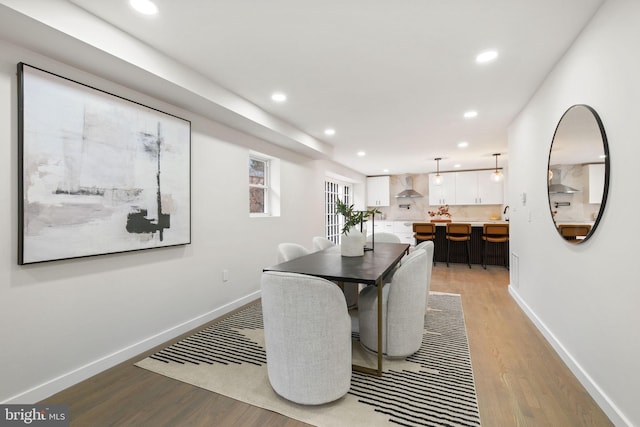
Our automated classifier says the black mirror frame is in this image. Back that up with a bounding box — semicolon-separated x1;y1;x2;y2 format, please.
547;104;610;244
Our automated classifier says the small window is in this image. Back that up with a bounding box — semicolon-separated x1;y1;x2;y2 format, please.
249;157;269;215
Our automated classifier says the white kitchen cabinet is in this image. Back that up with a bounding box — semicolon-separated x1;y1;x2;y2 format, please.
428;173;456;205
367;176;390;207
454;170;504;205
393;221;415;245
479;172;505;205
454;171;478;205
369;219;393;235
369;221;414;244
588;163;605;204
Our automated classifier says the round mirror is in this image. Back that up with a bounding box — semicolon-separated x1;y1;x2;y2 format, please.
547;105;609;243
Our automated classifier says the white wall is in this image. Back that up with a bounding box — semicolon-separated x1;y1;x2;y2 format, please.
508;0;639;425
0;38;366;403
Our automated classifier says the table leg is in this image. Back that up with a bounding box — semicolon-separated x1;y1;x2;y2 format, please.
351;279;384;377
376;277;383;376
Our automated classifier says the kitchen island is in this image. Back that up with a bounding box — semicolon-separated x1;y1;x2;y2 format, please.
416;220;509;265
422;221;509;267
371;219;509;266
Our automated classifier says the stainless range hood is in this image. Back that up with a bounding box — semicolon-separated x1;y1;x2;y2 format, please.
395;176;423;198
548;169;579;194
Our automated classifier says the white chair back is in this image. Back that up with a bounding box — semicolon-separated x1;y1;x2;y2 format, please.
312;236;335;251
261;271;351;404
414;240;434;293
385;249;428;356
277;243;310;263
358;248;428;358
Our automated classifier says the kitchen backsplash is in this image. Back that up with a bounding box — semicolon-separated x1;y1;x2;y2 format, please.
373;174;505;221
548;164;601;223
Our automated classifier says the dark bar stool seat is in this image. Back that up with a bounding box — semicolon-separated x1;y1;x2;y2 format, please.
412;222;437;265
482;223;509;269
446;223;472;268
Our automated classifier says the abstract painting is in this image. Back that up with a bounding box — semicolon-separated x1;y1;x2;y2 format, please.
18;63;191;264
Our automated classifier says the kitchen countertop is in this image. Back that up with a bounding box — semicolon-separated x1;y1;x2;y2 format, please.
376;219;508;226
432;220;509;227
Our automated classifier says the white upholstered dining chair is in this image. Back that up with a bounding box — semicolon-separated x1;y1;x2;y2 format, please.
261;271;351;405
413;240;434;310
312;236;335;251
358;248;429;358
276;243;310;263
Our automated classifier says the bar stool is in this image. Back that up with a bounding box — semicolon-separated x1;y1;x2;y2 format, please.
482;223;509;269
446;223;472;268
558;224;591;243
412;222;437;265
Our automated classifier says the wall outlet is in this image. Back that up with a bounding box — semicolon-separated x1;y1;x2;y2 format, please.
222;269;229;282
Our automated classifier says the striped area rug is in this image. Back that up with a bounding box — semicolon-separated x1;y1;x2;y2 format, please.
136;293;481;427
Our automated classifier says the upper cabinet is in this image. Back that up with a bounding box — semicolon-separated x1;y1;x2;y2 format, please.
367;176;390;207
455;170;504;205
429;171;504;206
453;171;477;205
587;163;605;204
428;173;456;205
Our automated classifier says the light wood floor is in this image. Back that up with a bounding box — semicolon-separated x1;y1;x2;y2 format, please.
41;264;613;426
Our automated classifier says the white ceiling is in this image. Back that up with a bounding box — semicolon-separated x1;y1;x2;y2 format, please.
68;0;604;175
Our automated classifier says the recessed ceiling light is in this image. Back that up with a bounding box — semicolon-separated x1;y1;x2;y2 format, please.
357;151;366;157
476;50;498;63
454;164;462;168
324;128;336;136
271;92;287;102
458;141;469;148
464;111;478;119
129;0;158;15
383;169;389;173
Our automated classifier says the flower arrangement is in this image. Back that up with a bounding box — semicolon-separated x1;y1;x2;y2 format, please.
428;205;451;218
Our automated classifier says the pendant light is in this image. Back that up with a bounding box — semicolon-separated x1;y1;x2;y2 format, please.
491;153;503;182
434;157;443;185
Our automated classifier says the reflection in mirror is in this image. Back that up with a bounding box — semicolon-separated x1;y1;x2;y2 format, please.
547;105;609;243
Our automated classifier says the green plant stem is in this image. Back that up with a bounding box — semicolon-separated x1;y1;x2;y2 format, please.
336;198;381;235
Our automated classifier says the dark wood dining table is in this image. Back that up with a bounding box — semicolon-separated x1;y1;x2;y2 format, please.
263;242;410;376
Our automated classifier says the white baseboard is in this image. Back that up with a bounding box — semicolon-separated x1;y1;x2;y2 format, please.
508;285;630;427
3;291;261;404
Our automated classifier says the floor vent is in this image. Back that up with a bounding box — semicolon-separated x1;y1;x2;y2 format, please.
510;252;520;288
